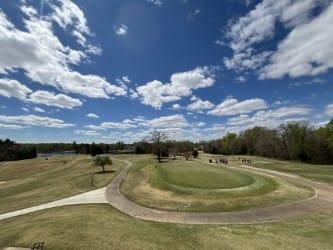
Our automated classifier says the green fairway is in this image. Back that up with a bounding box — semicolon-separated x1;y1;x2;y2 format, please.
198;154;333;184
250;157;333;184
1;204;333;250
121;157;314;212
0;155;123;214
151;161;254;189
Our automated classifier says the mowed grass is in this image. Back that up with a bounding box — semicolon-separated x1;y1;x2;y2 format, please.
151;161;254;189
0;155;123;214
198;153;333;184
250;157;333;184
1;204;333;250
121;157;313;212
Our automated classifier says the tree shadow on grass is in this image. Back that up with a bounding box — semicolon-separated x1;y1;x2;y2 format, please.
95;170;116;175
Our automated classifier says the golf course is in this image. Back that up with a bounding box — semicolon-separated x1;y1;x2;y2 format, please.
1;0;333;249
1;154;333;249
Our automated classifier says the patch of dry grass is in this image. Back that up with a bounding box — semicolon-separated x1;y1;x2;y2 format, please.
0;155;124;213
1;205;333;250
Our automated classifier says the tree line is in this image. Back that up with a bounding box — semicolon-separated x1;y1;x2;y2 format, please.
2;120;333;164
201;120;333;164
23;141;133;155
0;139;37;162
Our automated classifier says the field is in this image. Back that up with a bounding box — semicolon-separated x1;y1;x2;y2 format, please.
1;205;333;250
251;157;333;184
0;154;332;250
0;155;124;214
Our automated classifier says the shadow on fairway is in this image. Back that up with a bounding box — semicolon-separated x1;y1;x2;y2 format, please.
95;170;116;174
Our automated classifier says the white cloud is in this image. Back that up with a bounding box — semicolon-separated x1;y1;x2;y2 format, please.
85;114;189;131
115;24;128;36
260;2;333;79
0;114;74;128
86;119;137;130
172;103;181;110
186;96;215;112
0;78;32;100
146;0;163;6
197;121;206;127
325;103;333;116
203;124;225;132
227;106;312;129
145;114;189;128
74;129;101;136
86;113;99;119
121;76;131;84
33;107;46;113
0;123;25;129
28;91;82;109
224;49;272;72
289;78;326;88
223;0;332;78
129;89;139;99
49;0;91;46
136;67;215;109
208;96;267;116
0;3;126;99
136;80;181;109
226;0;323;53
235;76;246;82
313;120;329;128
0;78;83;109
116;76;131;90
187;9;201;22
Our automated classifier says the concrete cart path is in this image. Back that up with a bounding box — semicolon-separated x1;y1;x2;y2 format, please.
0;187;107;221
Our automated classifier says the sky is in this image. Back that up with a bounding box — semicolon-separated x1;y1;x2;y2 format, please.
0;0;332;143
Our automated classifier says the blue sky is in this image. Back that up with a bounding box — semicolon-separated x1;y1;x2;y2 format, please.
0;0;332;143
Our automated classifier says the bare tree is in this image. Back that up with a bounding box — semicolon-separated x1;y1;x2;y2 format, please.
149;130;167;163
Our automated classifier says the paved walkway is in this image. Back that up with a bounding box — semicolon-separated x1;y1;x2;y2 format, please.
1;160;333;224
0;187;107;221
105;161;333;224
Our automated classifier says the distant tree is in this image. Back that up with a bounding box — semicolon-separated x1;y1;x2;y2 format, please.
278;121;311;161
115;141;125;151
91;143;104;156
93;155;112;173
0;139;37;161
192;149;199;158
184;151;191;160
326;120;333;150
149;130;167;163
134;141;152;154
73;141;78;154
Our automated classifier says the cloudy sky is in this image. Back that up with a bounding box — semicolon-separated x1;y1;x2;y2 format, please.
0;0;332;143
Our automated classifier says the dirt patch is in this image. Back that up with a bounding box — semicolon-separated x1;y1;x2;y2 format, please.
0;181;6;185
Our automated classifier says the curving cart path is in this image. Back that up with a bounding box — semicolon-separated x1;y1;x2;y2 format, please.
1;160;332;224
105;161;333;224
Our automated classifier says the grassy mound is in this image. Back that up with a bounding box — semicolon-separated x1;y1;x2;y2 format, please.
121;157;314;212
150;161;254;190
